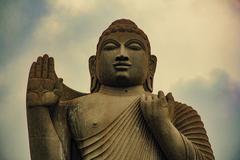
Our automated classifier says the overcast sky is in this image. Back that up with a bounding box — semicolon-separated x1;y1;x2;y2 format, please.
0;0;240;159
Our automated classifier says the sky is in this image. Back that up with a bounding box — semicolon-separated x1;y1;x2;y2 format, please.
0;0;240;159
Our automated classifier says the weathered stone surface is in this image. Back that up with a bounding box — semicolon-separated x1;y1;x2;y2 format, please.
26;19;214;160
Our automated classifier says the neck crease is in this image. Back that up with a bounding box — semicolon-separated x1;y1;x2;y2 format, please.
99;85;146;96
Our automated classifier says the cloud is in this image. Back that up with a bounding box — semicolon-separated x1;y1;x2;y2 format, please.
0;57;30;159
0;0;240;159
171;69;240;160
48;0;97;16
0;1;133;159
0;0;49;67
148;0;240;90
25;0;240;92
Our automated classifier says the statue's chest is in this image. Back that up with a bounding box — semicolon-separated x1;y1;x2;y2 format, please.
68;94;139;139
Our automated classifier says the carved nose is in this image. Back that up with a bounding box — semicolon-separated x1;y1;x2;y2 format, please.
115;54;129;61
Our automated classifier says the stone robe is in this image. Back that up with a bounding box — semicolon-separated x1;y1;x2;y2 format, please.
56;92;214;160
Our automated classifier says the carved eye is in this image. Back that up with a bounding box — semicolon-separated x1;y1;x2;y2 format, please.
102;42;118;51
127;42;143;51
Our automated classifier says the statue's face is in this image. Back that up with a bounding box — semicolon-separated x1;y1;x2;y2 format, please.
96;32;149;87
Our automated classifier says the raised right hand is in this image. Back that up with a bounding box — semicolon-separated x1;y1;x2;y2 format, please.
26;54;63;107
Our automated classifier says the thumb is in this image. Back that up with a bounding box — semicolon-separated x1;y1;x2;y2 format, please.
54;78;63;96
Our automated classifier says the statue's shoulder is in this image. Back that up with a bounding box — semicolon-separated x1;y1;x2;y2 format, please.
59;92;101;108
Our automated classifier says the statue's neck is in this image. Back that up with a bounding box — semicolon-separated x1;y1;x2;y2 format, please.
99;85;146;96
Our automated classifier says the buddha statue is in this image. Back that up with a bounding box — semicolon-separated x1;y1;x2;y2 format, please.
26;19;214;160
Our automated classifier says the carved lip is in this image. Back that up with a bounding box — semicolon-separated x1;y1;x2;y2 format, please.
113;61;132;70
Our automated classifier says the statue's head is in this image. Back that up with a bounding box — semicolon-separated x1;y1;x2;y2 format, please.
89;19;157;93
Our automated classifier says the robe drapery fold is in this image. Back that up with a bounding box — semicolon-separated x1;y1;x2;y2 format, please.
68;97;214;160
68;97;166;160
172;102;214;160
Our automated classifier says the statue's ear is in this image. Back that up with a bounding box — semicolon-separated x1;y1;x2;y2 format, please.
144;55;157;92
89;55;101;93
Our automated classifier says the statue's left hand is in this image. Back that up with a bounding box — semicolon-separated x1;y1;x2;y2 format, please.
140;91;175;125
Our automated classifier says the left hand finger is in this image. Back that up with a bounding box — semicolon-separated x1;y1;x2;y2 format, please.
158;90;168;107
166;92;175;105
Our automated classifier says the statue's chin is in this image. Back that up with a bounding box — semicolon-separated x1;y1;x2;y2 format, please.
100;71;141;87
114;71;130;87
102;71;132;87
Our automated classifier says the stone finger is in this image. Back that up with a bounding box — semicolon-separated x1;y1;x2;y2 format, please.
48;57;57;80
42;54;49;78
53;89;62;97
55;78;63;91
166;92;174;104
158;90;168;107
36;56;43;78
29;62;36;78
157;90;164;98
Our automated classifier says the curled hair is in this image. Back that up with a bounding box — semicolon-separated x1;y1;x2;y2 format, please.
96;19;151;54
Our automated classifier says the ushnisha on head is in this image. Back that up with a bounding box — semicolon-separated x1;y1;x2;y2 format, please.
96;19;151;55
89;19;157;93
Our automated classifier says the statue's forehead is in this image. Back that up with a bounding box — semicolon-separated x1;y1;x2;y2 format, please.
101;32;146;44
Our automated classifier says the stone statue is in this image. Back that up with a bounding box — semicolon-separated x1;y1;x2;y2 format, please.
26;19;214;160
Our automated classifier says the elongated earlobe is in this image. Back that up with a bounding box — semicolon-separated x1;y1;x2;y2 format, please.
143;55;157;92
89;56;101;93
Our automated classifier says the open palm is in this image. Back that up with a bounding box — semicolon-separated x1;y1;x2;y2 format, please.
26;54;63;107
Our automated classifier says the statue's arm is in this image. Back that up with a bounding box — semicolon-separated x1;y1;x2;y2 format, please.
26;54;87;160
154;103;214;160
27;105;65;159
171;102;214;160
141;92;214;160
